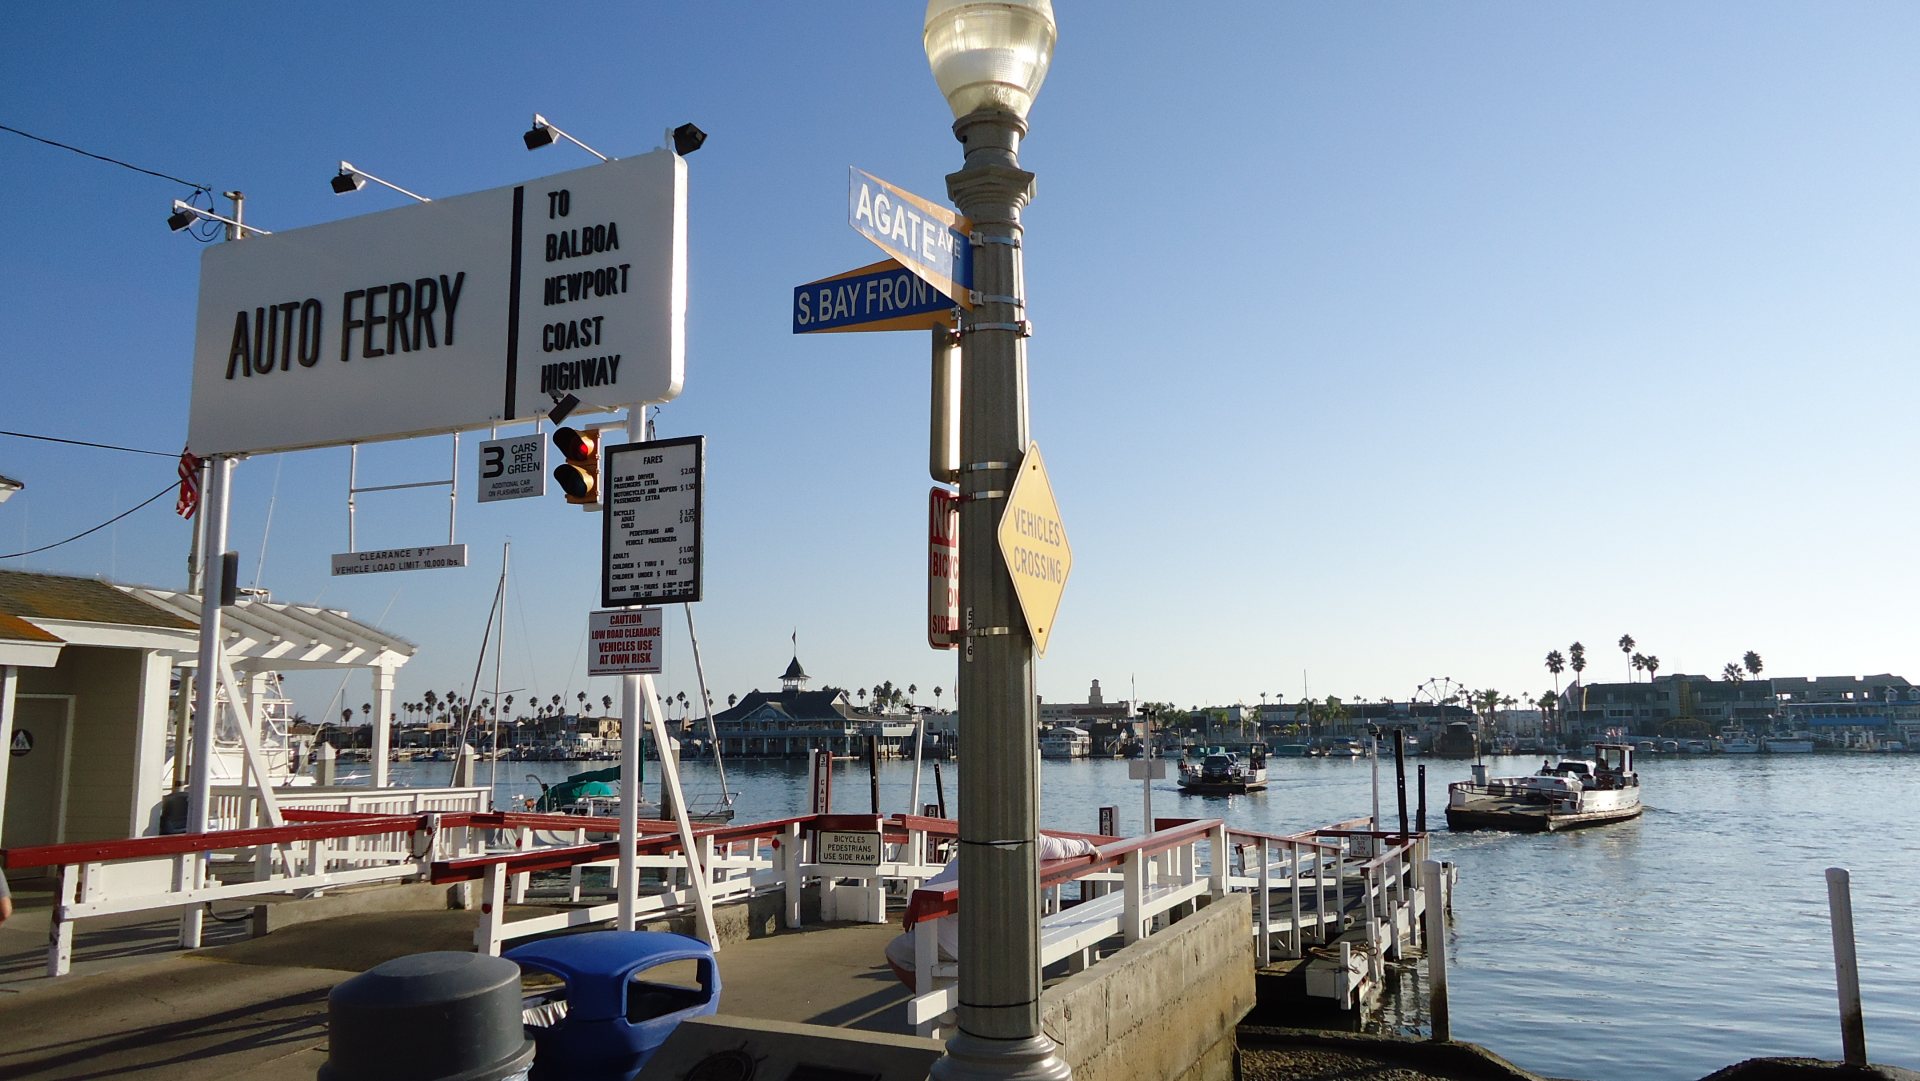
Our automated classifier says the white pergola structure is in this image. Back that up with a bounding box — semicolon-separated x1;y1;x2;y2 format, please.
128;588;416;793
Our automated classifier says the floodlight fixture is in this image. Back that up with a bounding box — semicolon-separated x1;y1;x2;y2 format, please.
671;123;707;156
523;113;608;161
167;199;271;236
548;392;582;424
331;161;430;202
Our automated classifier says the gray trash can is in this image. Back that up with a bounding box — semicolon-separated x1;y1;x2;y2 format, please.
321;951;535;1081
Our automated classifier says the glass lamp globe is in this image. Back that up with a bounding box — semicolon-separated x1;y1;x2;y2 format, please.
923;0;1057;120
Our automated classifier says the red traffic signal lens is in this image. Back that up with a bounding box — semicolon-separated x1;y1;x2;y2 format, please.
553;426;598;462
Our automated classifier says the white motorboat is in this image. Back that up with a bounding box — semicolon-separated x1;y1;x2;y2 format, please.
1040;726;1091;759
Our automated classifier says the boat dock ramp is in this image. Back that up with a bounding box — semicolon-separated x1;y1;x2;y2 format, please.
1;801;1443;1078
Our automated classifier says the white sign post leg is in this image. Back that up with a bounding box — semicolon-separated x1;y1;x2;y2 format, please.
642;671;716;944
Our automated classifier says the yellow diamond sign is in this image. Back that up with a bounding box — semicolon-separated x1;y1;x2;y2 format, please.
996;442;1071;657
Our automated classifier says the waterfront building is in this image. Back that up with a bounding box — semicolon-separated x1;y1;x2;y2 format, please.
708;654;915;758
1773;675;1920;747
1037;678;1133;752
0;568;411;866
1561;671;1918;746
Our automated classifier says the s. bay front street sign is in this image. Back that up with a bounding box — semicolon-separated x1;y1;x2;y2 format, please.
847;168;973;309
792;259;957;334
187;151;686;457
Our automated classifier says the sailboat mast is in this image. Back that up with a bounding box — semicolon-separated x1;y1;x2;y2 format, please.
487;541;509;801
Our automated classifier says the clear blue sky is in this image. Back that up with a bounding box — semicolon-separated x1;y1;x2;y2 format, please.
4;4;1917;720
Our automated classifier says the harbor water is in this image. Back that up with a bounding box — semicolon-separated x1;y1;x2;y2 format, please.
394;750;1916;1081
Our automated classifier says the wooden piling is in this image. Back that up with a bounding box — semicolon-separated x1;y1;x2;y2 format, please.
1416;764;1428;834
1422;859;1449;1041
1826;866;1868;1066
1394;729;1409;837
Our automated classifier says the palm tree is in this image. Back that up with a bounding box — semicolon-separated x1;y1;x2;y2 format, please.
1643;655;1660;681
907;683;917;706
361;702;371;723
601;694;613;716
933;686;943;709
341;707;353;726
577;691;588;714
1631;653;1646;679
1545;650;1565;703
857;688;867;707
1722;662;1744;683
1743;651;1763;678
423;690;438;717
727;693;738;708
1568;642;1588;728
1618;634;1636;680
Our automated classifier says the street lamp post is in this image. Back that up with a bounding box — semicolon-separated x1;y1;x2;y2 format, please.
923;3;1064;1080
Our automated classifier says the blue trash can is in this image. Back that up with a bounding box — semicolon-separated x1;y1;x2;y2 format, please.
506;930;720;1081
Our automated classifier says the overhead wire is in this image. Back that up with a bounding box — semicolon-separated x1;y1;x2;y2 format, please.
0;480;176;559
0;429;176;458
0;122;211;191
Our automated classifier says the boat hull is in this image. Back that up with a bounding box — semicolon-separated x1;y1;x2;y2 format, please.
1445;800;1642;832
1177;778;1267;795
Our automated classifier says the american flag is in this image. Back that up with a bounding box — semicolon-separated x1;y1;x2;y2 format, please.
175;449;202;519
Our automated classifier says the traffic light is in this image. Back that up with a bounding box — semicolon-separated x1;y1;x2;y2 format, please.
552;426;603;506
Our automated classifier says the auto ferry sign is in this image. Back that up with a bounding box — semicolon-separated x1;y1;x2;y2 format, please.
186;151;686;457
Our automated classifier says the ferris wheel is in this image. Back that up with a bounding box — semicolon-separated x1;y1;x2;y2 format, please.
1414;677;1466;713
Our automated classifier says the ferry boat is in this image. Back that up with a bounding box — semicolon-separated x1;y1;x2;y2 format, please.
1445;743;1643;832
1177;744;1269;794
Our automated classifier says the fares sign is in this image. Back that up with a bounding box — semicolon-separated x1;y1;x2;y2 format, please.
587;607;664;675
995;443;1070;657
187;151;686;457
792;259;957;334
602;436;702;608
846;168;973;309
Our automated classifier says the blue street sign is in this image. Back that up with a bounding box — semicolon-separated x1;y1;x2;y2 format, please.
847;168;974;308
793;259;958;334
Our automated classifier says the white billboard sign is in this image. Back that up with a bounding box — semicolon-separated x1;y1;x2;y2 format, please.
602;436;702;608
187;151;686;456
587;607;665;675
477;434;546;503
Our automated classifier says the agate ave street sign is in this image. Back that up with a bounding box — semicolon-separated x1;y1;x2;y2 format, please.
995;442;1070;657
846;168;974;309
793;258;957;334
